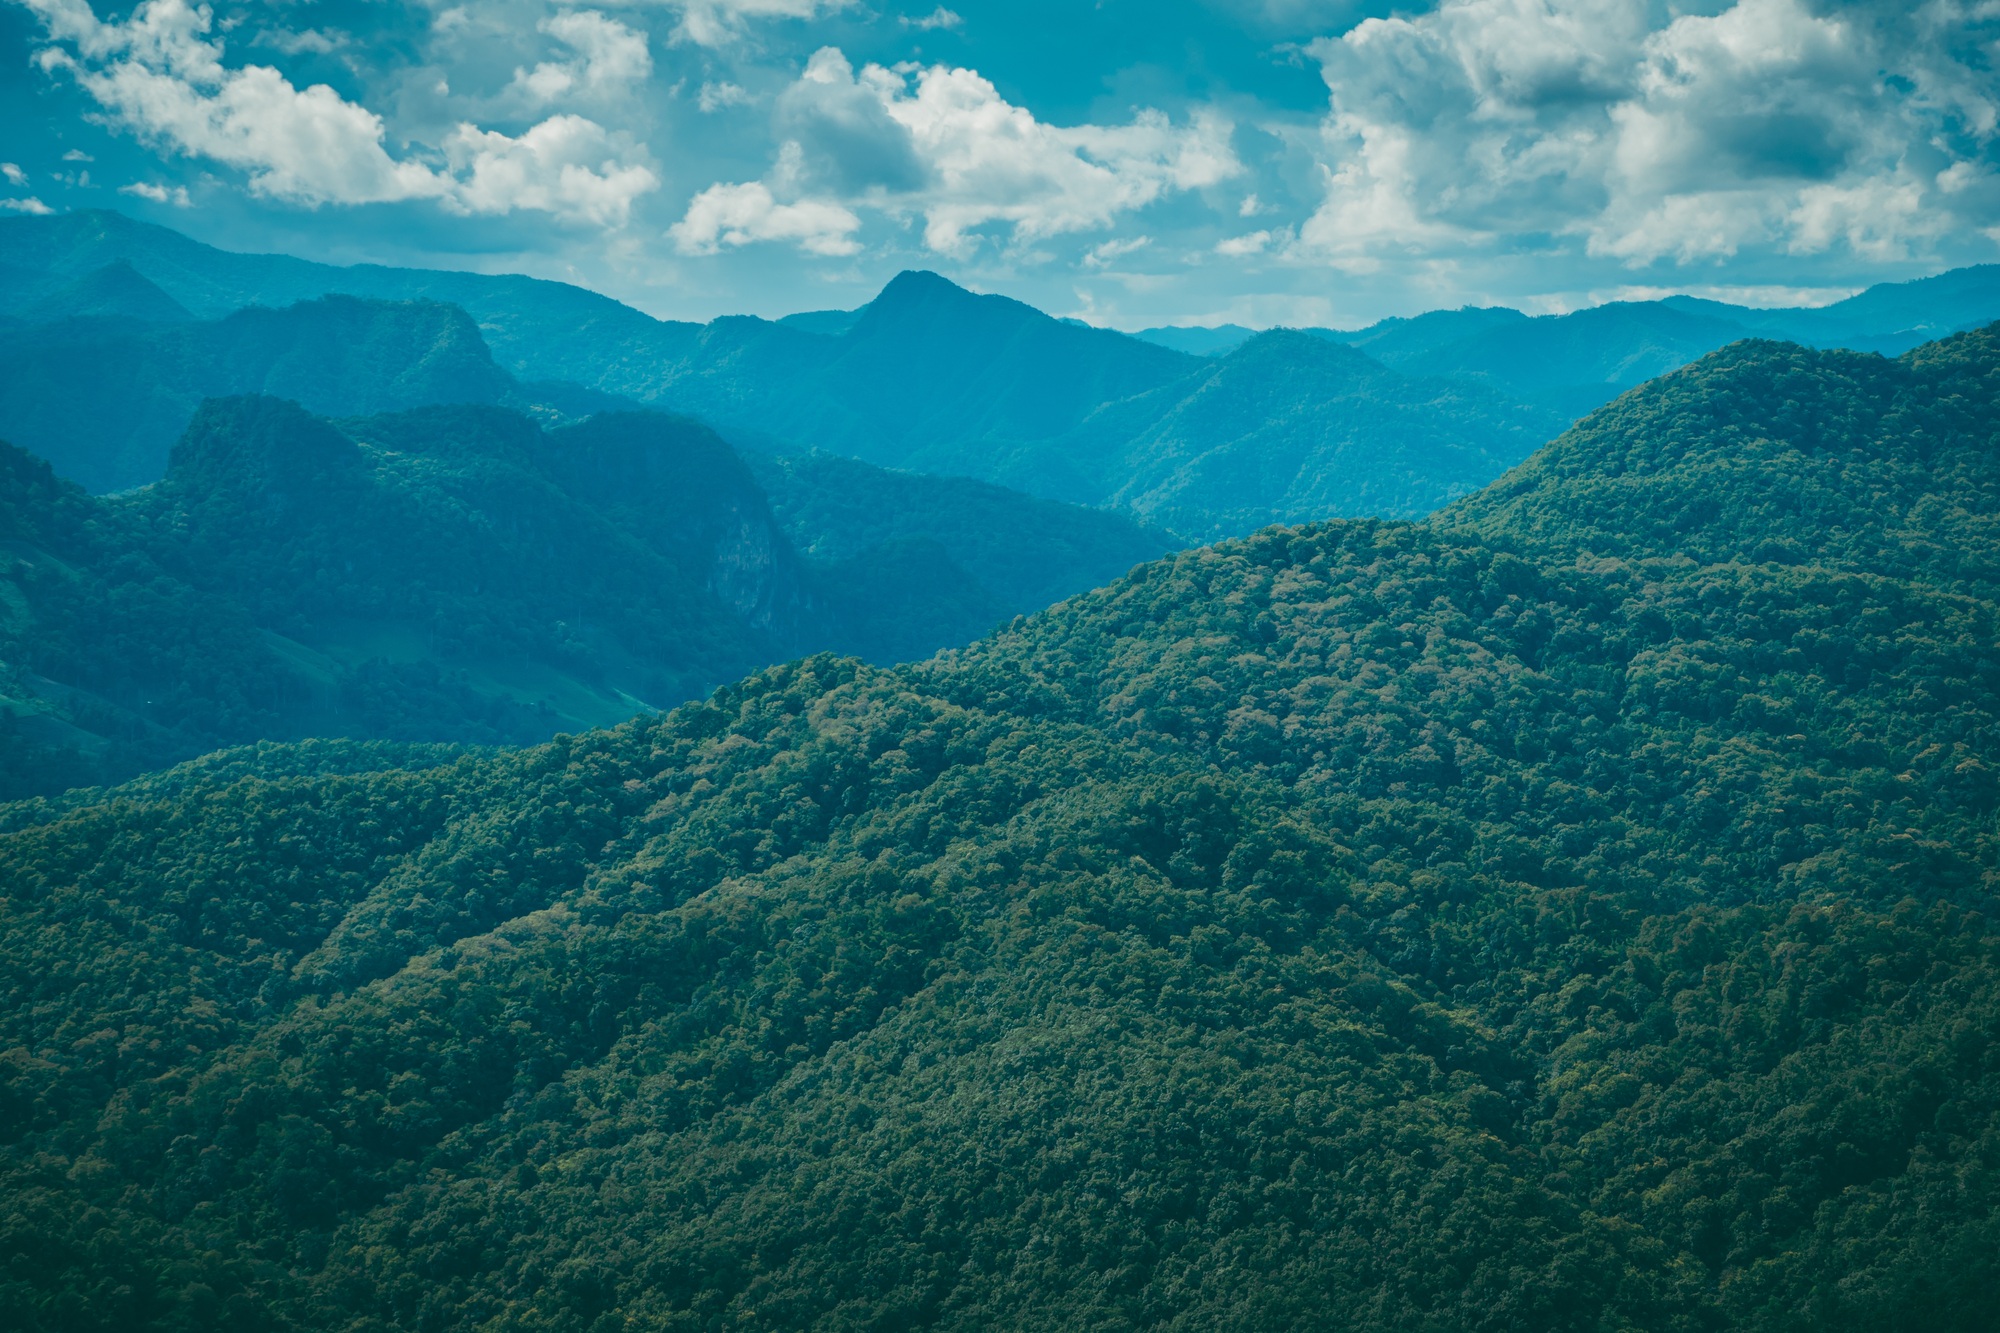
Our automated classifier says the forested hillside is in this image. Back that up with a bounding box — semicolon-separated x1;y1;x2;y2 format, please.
5;327;1999;1331
0;399;1171;796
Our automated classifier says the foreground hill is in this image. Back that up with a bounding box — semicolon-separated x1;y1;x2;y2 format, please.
5;327;1999;1330
0;399;1172;795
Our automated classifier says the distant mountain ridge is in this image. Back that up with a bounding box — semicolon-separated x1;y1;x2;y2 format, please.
8;210;1997;537
1133;267;2000;414
0;215;1566;534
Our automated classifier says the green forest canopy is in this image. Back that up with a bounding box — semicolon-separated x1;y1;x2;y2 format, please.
4;329;2000;1330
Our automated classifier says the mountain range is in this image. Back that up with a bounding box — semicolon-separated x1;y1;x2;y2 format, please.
8;213;1999;541
1135;265;2000;415
5;324;1999;1331
0;396;1170;796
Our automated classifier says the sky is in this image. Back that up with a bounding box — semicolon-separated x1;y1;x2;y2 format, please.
1;0;1998;328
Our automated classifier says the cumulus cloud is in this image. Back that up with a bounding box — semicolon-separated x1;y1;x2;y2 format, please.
669;179;862;254
0;163;24;186
511;10;652;105
1301;0;2000;271
698;80;750;112
448;115;659;227
902;7;963;31
0;197;54;214
18;0;658;226
1216;229;1279;256
121;179;192;205
667;0;852;48
676;46;1239;258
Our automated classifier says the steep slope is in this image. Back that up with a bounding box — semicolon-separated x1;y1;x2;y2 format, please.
6;328;2000;1331
21;259;191;324
0;399;811;790
1054;329;1556;535
745;448;1179;618
1447;330;2000;588
0;397;1183;795
0;296;514;492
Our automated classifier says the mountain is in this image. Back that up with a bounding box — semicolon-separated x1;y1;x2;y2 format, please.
21;259;192;324
0;398;810;793
614;275;1563;533
0;395;1175;795
1384;300;1762;417
11;211;2000;538
1137;273;2000;420
6;326;2000;1331
0;215;1564;534
1050;329;1553;536
1129;322;1260;356
745;449;1177;620
0;296;515;492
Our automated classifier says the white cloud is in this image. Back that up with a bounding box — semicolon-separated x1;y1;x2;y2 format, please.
1301;0;2000;271
1083;235;1150;268
902;7;963;31
0;163;24;185
698;80;750;112
667;0;851;48
674;46;1239;259
19;0;659;226
447;115;659;226
61;148;92;161
121;179;192;205
249;28;347;57
0;197;54;214
669;179;861;254
510;10;652;105
23;0;449;205
1216;229;1277;256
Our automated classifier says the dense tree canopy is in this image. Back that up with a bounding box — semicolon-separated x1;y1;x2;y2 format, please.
5;328;2000;1330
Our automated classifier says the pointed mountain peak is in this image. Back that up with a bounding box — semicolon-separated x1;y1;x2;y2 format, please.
27;258;192;324
852;269;1045;336
165;395;362;508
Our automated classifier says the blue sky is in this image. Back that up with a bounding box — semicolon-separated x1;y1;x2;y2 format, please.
3;0;1998;327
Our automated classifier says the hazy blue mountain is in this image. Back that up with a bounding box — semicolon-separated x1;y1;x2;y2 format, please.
12;211;1998;537
0;390;1184;794
22;259;192;324
745;448;1179;615
1385;301;1760;416
1326;305;1531;363
1138;274;2000;416
0;215;1557;537
1661;264;2000;352
0;296;515;492
0;397;811;791
777;307;864;335
1052;329;1556;536
1129;323;1259;355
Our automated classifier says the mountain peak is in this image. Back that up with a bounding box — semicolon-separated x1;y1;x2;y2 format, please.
26;258;192;324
